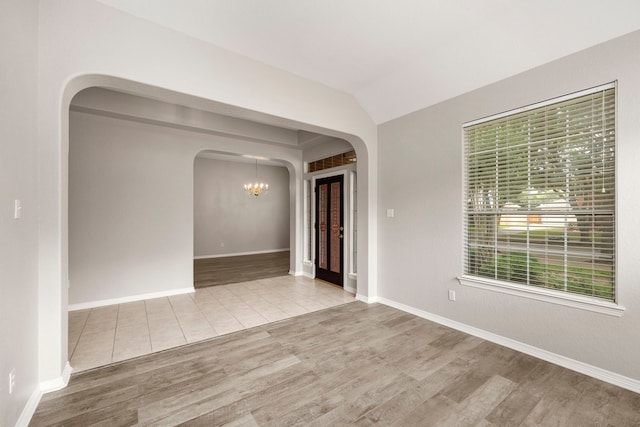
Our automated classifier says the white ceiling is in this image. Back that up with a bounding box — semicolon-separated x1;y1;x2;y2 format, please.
97;0;640;124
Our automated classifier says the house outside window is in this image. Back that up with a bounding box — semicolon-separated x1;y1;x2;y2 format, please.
461;83;616;303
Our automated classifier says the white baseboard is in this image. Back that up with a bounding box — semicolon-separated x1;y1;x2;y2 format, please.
377;296;640;394
356;293;378;304
194;248;290;260
40;361;72;393
68;287;194;311
15;387;43;427
18;362;72;426
344;285;357;294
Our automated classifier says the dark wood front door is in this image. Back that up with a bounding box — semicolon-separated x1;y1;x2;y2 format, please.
315;175;344;287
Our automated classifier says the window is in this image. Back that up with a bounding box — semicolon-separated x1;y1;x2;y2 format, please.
308;150;356;172
462;83;616;303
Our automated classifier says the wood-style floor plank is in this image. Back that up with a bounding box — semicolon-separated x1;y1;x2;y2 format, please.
194;252;290;288
31;302;640;426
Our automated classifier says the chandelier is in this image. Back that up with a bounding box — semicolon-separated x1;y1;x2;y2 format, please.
244;159;269;197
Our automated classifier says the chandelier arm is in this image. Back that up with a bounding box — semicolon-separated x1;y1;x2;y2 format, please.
244;158;269;197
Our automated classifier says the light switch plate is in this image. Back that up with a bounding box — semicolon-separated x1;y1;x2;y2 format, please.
14;200;21;219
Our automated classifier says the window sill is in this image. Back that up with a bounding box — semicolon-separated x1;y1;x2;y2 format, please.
456;275;625;317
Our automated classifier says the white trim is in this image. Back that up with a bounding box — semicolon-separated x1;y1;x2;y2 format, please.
20;362;73;426
377;296;640;394
457;275;625;317
194;248;290;259
39;361;72;393
39;361;72;394
15;387;42;427
344;285;357;294
356;293;378;304
463;82;616;127
68;287;194;311
301;271;314;279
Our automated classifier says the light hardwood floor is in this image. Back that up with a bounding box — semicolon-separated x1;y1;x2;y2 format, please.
36;302;640;426
194;251;291;288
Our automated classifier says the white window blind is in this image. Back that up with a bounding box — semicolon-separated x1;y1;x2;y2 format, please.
463;83;616;301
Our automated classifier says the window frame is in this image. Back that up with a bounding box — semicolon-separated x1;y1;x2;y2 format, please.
457;82;623;317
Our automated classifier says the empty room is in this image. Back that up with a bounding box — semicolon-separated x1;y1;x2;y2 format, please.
3;1;640;426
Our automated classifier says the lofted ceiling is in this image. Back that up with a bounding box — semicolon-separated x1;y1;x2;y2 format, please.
97;0;640;124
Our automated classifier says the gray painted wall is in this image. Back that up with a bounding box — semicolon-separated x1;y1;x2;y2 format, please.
69;110;301;306
0;0;40;425
378;31;640;381
69;112;195;305
37;0;376;387
194;157;290;257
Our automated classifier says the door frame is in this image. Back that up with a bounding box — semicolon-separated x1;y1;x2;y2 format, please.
308;168;355;291
315;174;345;286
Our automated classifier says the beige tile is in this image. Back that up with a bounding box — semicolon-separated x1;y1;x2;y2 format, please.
149;297;177;314
235;315;269;329
196;304;230;322
254;309;291;323
275;302;309;317
201;308;233;324
68;309;90;357
296;299;330;312
70;350;113;372
82;306;118;334
190;293;217;306
71;328;115;371
69;276;355;372
192;297;226;311
115;323;150;342
75;329;116;353
182;325;218;343
149;329;187;352
112;339;152;362
174;307;218;343
147;315;182;334
209;317;245;335
68;309;90;333
147;305;186;352
117;301;147;325
168;294;198;312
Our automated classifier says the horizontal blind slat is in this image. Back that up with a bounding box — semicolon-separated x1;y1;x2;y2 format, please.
463;85;615;301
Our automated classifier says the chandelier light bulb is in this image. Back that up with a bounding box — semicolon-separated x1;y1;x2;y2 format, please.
244;160;269;196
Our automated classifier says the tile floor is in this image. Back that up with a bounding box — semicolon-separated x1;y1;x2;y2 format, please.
68;275;355;372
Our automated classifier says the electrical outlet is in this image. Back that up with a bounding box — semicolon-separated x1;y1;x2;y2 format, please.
9;369;15;394
448;290;456;301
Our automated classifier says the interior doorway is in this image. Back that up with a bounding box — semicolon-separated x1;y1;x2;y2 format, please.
315;175;344;287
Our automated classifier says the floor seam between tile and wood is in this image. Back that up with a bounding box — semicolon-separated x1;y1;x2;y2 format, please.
68;275;355;372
